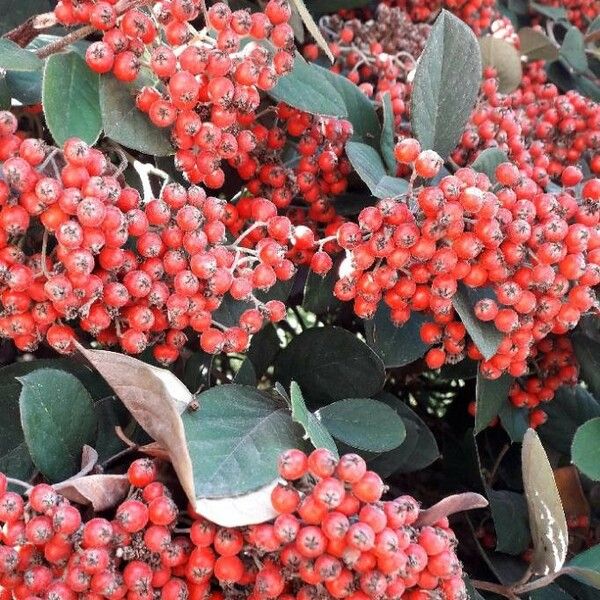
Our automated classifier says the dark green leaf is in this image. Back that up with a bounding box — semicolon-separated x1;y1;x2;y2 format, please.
471;148;508;182
100;74;173;156
0;0;52;35
538;386;600;455
488;489;530;554
364;304;430;368
519;27;560;62
0;74;11;110
572;418;600;481
452;284;503;360
182;384;305;498
546;60;575;93
345;141;387;195
316;64;381;143
479;36;523;93
529;584;575;599
244;324;282;380
290;382;338;455
274;326;385;408
565;545;600;589
19;369;97;482
43;52;102;146
0;39;42;72
380;92;397;174
575;75;600;103
464;578;486;600
573;334;600;398
303;0;370;14
303;260;343;314
475;372;513;434
560;27;588;74
269;55;347;118
317;398;405;452
0;385;34;480
498;403;528;443
94;396;131;462
370;393;439;474
410;10;482;158
6;69;42;104
374;176;408;199
530;2;568;21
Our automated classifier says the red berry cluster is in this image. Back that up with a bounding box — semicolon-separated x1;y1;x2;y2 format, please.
0;111;333;361
532;0;600;30
328;139;599;420
452;63;600;182
0;450;468;600
55;0;296;189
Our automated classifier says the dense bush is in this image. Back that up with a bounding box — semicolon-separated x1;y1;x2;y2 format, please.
1;1;600;599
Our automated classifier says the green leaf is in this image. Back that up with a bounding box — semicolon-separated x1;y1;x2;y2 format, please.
269;54;347;118
498;403;528;443
317;398;405;453
303;0;370;14
529;584;575;599
303;260;343;314
290;382;338;456
364;304;431;368
94;396;132;462
519;27;559;62
99;74;173;156
0;0;52;35
471;148;508;182
18;369;97;482
452;284;503;360
370;393;440;475
380;92;397;174
565;545;600;589
182;384;305;498
316;64;381;143
0;74;11;110
410;9;482;159
573;334;600;398
560;27;588;74
479;36;523;94
530;2;568;21
42;52;101;147
488;489;530;555
374;176;408;199
0;39;42;72
345;141;387;195
464;578;486;600
475;372;513;434
538;386;600;455
522;428;568;576
572;418;600;481
6;69;41;104
274;326;386;409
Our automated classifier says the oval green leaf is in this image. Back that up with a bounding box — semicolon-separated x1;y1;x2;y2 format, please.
572;418;600;481
43;52;102;146
410;9;482;158
182;384;306;498
519;27;559;62
0;39;42;72
479;36;523;94
100;74;173;156
560;27;588;74
274;326;385;409
471;148;508;182
380;92;397;174
316;398;406;453
18;368;97;482
345;140;387;195
474;372;513;434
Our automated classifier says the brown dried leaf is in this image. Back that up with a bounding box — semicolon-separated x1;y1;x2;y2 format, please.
554;465;590;523
138;443;170;461
75;343;196;504
54;474;129;511
415;493;489;527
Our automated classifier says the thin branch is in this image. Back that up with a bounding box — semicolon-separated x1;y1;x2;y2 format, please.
36;25;95;59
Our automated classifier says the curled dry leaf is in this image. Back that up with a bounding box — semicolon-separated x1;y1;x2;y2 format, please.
75;343;196;505
415;492;488;527
554;465;590;526
196;480;280;527
54;474;129;511
66;445;98;481
522;428;568;575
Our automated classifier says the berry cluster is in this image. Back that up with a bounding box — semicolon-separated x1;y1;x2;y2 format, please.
56;0;297;189
328;139;599;422
0;449;468;600
452;63;600;182
0;112;327;362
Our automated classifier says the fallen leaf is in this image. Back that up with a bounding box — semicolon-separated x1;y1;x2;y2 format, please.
54;474;129;511
196;480;280;527
415;493;489;526
75;343;196;505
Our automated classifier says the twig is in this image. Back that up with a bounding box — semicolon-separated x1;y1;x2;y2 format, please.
7;477;33;491
100;446;138;471
36;25;96;59
487;443;510;486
